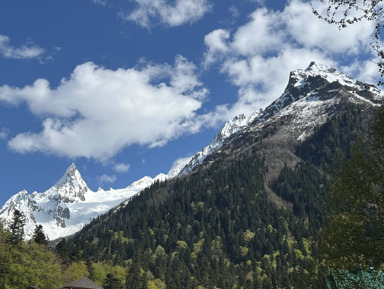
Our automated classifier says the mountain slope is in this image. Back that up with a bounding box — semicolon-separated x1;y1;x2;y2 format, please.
197;62;382;185
54;62;383;288
66;103;380;289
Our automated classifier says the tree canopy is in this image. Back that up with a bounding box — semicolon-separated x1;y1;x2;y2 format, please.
321;106;384;271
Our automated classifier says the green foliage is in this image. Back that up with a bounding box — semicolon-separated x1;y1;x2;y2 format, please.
104;273;124;289
0;225;62;289
7;209;26;245
32;224;48;246
56;238;71;265
62;148;321;288
62;261;89;284
321;108;384;271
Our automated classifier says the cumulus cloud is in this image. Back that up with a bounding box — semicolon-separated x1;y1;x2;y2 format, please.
203;29;231;68
0;55;208;161
123;0;211;28
0;35;44;59
113;163;131;173
202;0;378;124
282;0;373;54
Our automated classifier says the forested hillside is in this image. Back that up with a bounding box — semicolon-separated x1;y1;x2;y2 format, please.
51;104;374;288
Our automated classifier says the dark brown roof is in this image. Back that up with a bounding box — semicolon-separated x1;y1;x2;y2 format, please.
56;277;103;289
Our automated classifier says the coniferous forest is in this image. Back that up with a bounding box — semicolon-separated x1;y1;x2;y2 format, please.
0;104;381;288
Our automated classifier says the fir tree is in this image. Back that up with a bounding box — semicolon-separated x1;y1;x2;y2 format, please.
8;209;26;245
32;224;48;246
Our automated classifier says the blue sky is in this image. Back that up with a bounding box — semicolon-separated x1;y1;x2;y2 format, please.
0;0;380;206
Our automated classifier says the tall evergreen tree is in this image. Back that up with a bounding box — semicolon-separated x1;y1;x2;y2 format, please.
32;224;48;246
8;209;26;245
55;238;71;265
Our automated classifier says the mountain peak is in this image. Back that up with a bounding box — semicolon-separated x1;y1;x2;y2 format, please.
51;163;88;202
305;61;335;73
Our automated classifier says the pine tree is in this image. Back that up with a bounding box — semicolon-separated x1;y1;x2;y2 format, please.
8;209;26;245
56;238;71;265
32;224;48;246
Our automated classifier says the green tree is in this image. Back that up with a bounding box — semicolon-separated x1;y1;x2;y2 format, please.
0;221;10;288
56;238;71;265
62;261;89;284
103;273;124;289
8;209;26;245
32;224;48;246
321;107;384;271
1;242;62;289
126;261;147;289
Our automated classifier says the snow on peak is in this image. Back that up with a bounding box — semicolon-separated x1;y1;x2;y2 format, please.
215;114;248;141
178;114;249;175
0;161;185;241
288;61;351;89
49;163;88;203
249;62;384;143
167;157;192;178
54;163;84;188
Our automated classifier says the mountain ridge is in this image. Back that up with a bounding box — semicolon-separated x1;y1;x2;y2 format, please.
1;61;382;241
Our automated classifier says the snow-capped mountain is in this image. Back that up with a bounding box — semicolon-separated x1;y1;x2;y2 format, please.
179;114;248;175
178;61;383;176
1;61;382;241
0;162;185;241
244;61;383;142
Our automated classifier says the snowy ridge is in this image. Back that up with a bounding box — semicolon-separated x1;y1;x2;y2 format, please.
245;61;384;142
179;114;248;175
258;62;383;122
0;162;184;241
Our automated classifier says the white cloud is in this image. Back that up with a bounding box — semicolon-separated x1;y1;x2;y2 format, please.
342;59;381;85
98;174;117;184
232;8;285;56
282;0;374;54
113;163;131;173
202;0;378;123
0;55;208;161
203;29;231;68
0;35;44;59
123;0;211;28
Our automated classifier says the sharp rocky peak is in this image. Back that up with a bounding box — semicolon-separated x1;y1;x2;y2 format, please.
50;163;88;203
257;61;383;123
